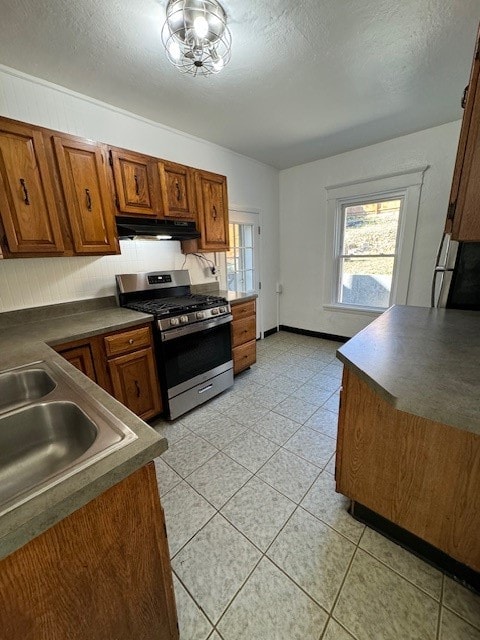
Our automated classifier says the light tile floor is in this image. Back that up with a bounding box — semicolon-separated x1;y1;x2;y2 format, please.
152;331;480;640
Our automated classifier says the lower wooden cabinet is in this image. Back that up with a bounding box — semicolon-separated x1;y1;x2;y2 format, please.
108;347;162;420
231;299;257;375
0;463;179;640
54;323;162;420
337;366;480;572
56;342;97;382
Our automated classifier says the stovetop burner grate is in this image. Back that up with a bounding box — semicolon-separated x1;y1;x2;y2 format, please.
124;294;227;317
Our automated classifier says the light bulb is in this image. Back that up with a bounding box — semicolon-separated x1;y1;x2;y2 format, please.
168;40;181;60
156;235;173;240
193;15;209;38
212;57;224;71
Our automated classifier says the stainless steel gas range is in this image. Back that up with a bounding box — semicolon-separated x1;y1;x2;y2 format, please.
116;270;233;420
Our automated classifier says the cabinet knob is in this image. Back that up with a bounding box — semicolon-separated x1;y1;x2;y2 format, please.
128;338;134;344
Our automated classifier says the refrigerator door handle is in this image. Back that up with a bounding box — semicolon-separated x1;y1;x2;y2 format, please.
431;233;458;308
431;233;449;307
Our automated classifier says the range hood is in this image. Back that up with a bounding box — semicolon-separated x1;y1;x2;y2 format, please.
116;216;200;241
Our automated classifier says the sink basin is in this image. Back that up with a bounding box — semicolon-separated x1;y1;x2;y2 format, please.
0;402;101;508
0;368;56;413
0;361;138;516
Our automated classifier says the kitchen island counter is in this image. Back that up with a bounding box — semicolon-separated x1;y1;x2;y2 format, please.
337;305;480;435
0;298;166;560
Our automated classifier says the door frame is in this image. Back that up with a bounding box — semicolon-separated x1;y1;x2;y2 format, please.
227;205;262;339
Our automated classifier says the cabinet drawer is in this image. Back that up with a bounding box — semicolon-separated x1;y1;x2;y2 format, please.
104;326;151;357
232;316;256;348
231;300;255;321
233;340;256;375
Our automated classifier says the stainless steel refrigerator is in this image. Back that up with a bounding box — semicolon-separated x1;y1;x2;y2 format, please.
432;233;480;309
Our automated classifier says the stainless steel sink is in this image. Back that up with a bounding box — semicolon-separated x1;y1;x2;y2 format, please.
0;362;137;516
0;368;56;413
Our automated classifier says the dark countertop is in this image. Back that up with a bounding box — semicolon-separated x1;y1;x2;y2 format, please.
337;305;480;435
0;299;167;560
218;290;258;305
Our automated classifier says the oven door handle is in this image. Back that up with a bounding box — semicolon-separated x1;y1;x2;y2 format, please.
161;314;233;341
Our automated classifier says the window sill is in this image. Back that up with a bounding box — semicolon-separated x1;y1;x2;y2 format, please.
323;303;386;316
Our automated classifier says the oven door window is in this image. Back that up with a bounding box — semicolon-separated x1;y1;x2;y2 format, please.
161;322;232;389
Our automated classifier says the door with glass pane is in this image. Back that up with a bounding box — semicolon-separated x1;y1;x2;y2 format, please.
226;210;261;338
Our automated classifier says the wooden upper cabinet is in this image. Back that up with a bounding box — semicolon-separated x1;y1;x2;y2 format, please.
194;170;229;251
110;149;161;217
53;136;118;254
0;120;64;254
446;26;480;241
158;161;196;220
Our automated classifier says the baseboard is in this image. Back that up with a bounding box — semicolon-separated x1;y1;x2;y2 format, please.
279;324;349;343
351;501;480;594
263;327;278;338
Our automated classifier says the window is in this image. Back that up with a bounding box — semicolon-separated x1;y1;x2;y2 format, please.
227;222;255;293
324;167;427;314
336;198;403;309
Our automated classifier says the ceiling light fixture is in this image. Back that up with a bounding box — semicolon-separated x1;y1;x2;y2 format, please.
162;0;232;77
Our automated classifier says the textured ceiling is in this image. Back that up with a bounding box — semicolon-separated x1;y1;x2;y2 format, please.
0;0;478;168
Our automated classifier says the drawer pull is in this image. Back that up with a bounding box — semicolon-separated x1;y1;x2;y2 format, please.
129;338;134;344
198;384;213;394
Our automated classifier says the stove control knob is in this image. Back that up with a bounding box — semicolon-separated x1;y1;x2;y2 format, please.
219;306;227;314
180;315;189;323
196;311;205;319
170;317;180;326
211;308;219;315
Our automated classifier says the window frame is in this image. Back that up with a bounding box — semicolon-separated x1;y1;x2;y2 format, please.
324;167;428;315
334;192;406;311
227;221;256;294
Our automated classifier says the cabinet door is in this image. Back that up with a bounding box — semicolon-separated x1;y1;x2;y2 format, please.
53;136;118;254
158;161;196;220
57;343;97;382
0;120;64;254
108;348;162;420
446;27;480;241
110;149;161;217
194;170;229;251
0;464;179;640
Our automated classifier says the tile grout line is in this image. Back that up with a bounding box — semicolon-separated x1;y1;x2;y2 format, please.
356;545;444;603
436;574;445;640
321;523;368;640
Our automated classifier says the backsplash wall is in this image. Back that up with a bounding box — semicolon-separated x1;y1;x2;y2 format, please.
0;241;223;312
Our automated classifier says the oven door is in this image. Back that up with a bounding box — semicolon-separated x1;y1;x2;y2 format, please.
159;315;233;394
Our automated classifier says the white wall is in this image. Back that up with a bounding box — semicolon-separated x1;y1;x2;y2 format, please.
279;121;461;337
0;66;279;332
